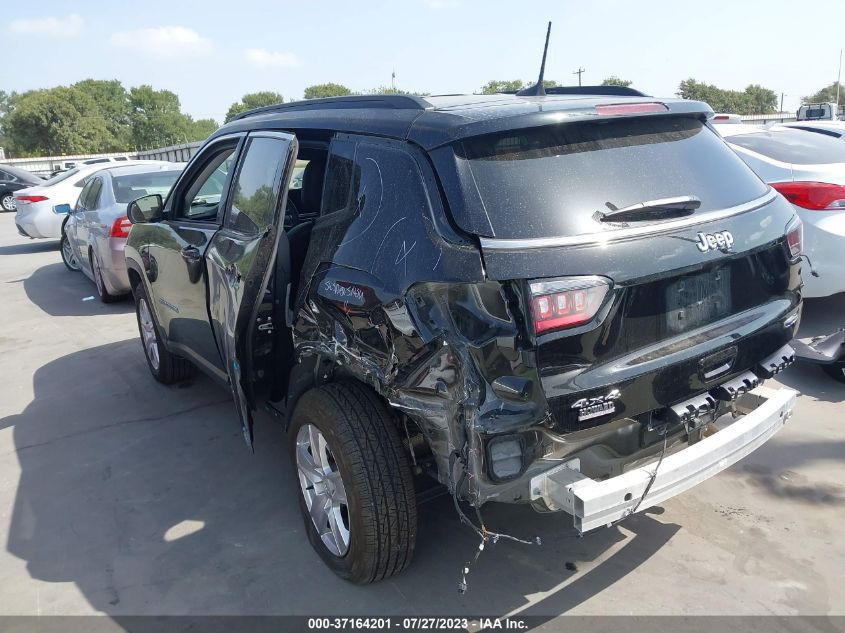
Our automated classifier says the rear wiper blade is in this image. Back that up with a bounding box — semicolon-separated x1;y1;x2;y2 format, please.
598;195;701;222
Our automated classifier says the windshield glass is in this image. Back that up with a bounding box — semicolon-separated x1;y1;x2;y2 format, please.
457;117;769;240
728;129;845;165
113;171;181;203
40;167;82;187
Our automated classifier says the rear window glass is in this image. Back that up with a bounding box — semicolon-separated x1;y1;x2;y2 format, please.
41;167;81;186
456;117;769;240
728;129;845;165
113;171;181;203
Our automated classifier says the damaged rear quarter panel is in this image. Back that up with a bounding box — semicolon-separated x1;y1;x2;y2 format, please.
291;136;548;500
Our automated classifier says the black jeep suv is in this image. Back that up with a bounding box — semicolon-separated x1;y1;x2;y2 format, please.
125;90;801;583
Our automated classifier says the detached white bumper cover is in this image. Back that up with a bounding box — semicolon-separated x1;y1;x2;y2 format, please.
530;385;797;533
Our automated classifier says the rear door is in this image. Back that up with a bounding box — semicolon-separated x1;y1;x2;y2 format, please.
205;131;298;448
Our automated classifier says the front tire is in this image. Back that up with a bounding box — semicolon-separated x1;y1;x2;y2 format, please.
0;193;15;212
289;381;417;584
60;232;80;271
133;282;195;384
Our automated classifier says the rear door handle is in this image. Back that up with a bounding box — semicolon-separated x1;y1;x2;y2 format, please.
180;245;202;262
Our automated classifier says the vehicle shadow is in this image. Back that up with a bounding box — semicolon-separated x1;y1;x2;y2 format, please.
17;262;133;317
3;340;681;617
0;240;60;255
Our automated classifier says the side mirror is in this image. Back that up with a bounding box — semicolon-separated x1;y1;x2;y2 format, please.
52;203;72;215
127;194;164;224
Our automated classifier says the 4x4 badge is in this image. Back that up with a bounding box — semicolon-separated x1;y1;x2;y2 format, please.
572;389;621;422
696;230;734;252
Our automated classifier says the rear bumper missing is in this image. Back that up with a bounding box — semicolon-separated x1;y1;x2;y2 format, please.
529;385;797;533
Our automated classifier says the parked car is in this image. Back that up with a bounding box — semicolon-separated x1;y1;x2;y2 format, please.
58;163;184;302
716;123;845;298
0;164;42;212
125;93;800;583
780;120;845;140
796;102;842;121
14;161;166;240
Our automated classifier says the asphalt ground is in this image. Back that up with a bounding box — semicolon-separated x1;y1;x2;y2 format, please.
0;213;842;618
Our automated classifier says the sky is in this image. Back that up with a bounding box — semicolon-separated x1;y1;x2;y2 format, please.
5;0;845;123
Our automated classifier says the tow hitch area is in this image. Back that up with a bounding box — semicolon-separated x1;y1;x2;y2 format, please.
529;384;797;533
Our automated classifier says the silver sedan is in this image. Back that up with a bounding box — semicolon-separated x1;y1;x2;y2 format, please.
60;163;183;302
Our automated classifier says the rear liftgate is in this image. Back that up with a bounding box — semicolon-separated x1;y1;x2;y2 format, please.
530;345;797;532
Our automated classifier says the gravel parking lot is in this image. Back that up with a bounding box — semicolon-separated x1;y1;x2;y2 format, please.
0;212;842;618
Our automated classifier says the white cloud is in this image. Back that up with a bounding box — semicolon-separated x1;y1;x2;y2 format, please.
424;0;460;8
109;26;213;59
244;48;301;70
8;14;83;37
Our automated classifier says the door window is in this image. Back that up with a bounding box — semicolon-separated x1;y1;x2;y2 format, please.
177;146;237;222
76;179;96;210
227;136;290;234
86;178;103;210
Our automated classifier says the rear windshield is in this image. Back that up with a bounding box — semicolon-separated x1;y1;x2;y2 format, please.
456;117;769;240
41;167;82;186
728;129;845;165
113;171;181;203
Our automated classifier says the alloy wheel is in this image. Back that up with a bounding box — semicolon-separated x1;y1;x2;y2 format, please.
62;236;80;270
1;195;14;212
296;423;351;556
138;297;160;372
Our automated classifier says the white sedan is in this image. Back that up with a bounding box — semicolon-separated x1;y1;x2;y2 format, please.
716;123;845;299
14;161;167;240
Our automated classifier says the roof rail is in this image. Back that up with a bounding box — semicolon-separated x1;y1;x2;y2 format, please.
232;94;432;121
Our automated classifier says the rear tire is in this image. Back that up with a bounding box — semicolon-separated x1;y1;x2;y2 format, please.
133;282;195;384
821;361;845;383
91;251;119;303
289;381;417;584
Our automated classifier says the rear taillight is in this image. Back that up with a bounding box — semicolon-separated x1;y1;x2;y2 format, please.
110;215;132;238
771;181;845;211
594;102;668;116
529;277;610;335
786;216;803;259
16;195;48;203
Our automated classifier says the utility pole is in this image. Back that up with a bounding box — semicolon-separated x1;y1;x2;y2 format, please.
837;48;842;108
391;68;396;92
573;67;585;87
780;92;784;113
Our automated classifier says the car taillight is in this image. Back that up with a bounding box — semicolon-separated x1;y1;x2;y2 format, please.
594;102;668;116
786;216;803;259
771;181;845;210
110;215;132;238
529;277;610;335
16;195;48;203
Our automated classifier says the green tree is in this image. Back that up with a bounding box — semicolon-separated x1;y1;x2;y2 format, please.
601;76;632;87
5;87;115;156
303;83;353;99
677;78;776;115
129;85;193;149
0;90;20;152
743;84;777;114
224;92;284;123
73;79;131;147
803;82;843;107
190;118;218;141
480;79;525;94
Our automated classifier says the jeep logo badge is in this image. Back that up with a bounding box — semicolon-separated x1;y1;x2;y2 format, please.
696;230;734;253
